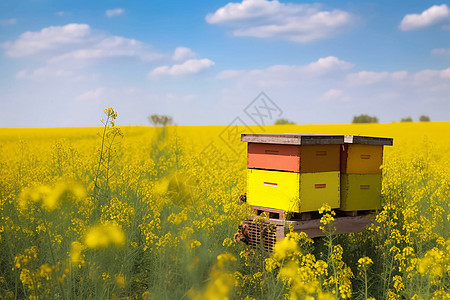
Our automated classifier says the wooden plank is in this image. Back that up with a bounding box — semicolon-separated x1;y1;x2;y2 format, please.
352;136;393;146
300;135;345;145
292;215;373;238
251;205;285;220
276;225;285;242
242;134;304;145
241;134;344;145
344;211;358;217
246;214;375;238
241;134;393;146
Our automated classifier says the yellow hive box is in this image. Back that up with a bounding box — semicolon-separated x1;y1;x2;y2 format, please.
340;174;382;211
341;144;383;174
247;169;340;213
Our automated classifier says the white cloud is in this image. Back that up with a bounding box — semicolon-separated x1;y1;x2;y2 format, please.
173;47;197;61
346;68;450;89
76;87;104;101
106;8;125;18
347;71;398;85
1;18;17;25
391;71;408;80
216;70;246;79
319;89;349;102
412;68;450;81
323;89;342;98
346;70;407;85
441;68;450;78
166;93;197;102
413;69;440;83
2;24;92;57
303;56;353;74
149;59;215;78
206;0;353;43
399;4;449;31
217;57;450;118
432;48;450;57
50;36;161;63
217;56;353;87
16;68;74;80
2;23;162;62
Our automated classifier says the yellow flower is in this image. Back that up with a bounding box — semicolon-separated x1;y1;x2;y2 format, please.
222;237;234;247
265;257;280;272
84;223;125;249
393;275;404;292
19;269;33;286
189;239;201;249
70;241;85;265
318;203;332;214
273;237;299;261
216;253;237;268
115;274;125;288
357;257;374;269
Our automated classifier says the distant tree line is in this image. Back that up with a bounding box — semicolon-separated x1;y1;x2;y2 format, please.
352;114;379;123
352;114;431;123
274;118;296;125
148;114;173;126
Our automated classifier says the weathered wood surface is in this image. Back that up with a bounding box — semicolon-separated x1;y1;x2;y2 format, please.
247;214;375;238
241;134;393;146
251;205;285;220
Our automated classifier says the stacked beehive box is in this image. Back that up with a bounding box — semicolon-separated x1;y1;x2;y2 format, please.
242;134;393;215
340;136;388;211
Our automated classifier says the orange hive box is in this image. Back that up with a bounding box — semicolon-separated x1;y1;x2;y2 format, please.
247;143;340;173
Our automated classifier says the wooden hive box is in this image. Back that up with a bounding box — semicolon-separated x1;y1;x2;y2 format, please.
247;168;340;213
243;134;344;213
341;144;383;174
339;136;392;211
247;143;340;173
340;174;382;211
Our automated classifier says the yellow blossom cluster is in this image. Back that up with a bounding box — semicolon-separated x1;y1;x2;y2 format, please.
84;222;125;249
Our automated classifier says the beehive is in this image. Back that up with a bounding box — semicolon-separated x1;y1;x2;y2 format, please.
242;134;393;214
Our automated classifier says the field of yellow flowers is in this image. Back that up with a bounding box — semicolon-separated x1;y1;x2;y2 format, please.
0;109;449;299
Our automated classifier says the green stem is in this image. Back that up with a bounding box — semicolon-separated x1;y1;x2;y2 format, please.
94;115;110;197
364;269;368;300
41;211;67;300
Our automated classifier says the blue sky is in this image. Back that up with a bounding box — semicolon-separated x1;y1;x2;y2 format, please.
1;0;449;127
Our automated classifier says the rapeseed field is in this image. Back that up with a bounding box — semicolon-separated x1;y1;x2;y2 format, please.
0;108;449;299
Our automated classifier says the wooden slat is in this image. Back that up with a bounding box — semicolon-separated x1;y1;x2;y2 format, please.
352;136;393;146
241;134;393;146
241;134;343;145
246;214;375;238
251;205;285;220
